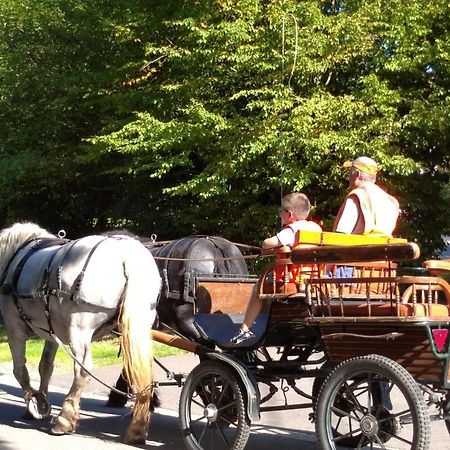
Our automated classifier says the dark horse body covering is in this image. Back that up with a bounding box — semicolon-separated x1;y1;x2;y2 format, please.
150;235;248;340
107;235;249;407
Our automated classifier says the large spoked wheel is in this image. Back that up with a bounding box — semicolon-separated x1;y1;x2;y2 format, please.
444;390;450;435
312;363;385;447
316;354;430;450
179;360;251;450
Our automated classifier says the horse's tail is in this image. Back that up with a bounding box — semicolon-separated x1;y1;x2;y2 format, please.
118;242;160;444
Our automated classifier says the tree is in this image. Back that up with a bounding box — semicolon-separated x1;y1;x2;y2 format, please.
0;0;449;256
0;0;150;235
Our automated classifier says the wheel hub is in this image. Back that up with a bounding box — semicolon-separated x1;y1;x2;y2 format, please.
203;403;218;422
360;414;379;437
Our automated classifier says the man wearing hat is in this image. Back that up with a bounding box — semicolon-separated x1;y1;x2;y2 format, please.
333;156;399;236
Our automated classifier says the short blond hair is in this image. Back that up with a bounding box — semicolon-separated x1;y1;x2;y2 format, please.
281;193;311;220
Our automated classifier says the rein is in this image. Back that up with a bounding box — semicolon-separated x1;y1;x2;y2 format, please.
143;239;261;252
153;253;261;262
143;236;261;261
50;333;145;401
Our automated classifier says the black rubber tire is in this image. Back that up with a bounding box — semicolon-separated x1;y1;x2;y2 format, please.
312;362;333;408
316;354;430;450
179;360;251;450
444;390;450;435
312;362;386;447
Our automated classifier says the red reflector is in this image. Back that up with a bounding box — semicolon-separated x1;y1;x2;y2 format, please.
432;329;448;352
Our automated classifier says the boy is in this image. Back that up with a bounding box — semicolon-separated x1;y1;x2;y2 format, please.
230;192;322;345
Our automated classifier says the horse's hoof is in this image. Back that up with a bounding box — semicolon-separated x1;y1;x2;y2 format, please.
51;415;76;435
123;431;147;445
26;395;52;420
123;420;148;445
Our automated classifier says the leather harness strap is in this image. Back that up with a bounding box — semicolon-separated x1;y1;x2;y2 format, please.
0;237;68;297
0;235;115;336
0;237;68;336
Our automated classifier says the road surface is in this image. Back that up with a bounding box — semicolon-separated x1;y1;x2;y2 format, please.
0;353;448;449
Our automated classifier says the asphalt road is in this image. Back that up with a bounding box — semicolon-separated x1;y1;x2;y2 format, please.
0;353;449;450
0;354;318;450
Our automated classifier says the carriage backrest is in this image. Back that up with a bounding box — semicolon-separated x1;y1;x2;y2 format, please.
257;234;450;319
194;274;257;314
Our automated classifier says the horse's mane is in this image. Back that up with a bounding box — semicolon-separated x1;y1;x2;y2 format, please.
0;222;55;275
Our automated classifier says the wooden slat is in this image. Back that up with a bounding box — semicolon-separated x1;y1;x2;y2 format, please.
423;259;450;276
195;281;255;314
319;325;444;382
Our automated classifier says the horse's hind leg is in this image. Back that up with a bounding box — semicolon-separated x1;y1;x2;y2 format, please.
51;337;92;435
106;370;130;407
25;340;59;419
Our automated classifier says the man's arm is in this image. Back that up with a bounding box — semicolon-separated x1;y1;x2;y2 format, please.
334;196;359;234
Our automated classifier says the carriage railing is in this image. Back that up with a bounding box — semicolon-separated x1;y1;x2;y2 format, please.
257;235;450;319
305;275;450;319
258;239;418;298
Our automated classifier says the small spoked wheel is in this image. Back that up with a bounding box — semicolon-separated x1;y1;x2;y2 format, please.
316;354;431;450
179;360;251;450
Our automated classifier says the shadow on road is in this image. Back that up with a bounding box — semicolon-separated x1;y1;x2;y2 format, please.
1;380;318;449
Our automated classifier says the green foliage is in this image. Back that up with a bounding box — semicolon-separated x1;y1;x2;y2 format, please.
0;0;449;255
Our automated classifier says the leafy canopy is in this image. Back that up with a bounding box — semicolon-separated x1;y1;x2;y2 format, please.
0;0;449;255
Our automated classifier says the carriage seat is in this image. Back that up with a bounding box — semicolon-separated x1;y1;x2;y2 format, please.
423;259;450;276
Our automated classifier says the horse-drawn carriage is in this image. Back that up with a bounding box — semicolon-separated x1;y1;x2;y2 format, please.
150;230;450;450
1;223;450;450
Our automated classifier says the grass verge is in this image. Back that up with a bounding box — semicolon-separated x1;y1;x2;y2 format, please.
0;327;185;374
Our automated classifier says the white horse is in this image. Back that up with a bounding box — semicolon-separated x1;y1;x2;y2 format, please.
0;222;161;444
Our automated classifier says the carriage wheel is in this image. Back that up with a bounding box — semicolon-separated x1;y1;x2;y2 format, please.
179;360;251;450
312;362;333;407
316;354;430;450
444;390;450;435
312;362;388;447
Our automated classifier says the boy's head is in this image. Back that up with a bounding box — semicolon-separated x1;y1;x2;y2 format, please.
280;192;310;225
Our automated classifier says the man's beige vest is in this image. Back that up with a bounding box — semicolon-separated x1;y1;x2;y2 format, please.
334;184;399;236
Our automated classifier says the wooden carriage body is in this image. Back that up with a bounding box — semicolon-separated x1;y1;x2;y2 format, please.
185;230;450;390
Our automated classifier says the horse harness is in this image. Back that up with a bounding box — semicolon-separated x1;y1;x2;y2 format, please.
0;236;115;336
155;236;251;305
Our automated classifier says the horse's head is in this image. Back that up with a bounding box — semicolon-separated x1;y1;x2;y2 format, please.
0;222;55;273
